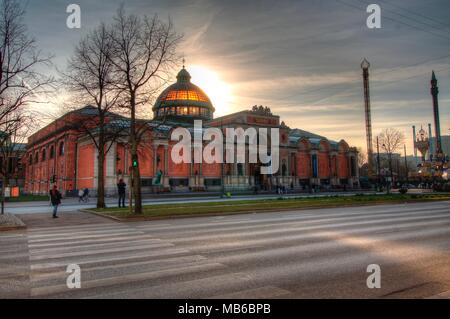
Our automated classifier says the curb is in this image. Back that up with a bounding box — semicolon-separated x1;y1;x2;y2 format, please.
79;209;124;222
0;224;27;232
79;197;450;223
80;208;278;222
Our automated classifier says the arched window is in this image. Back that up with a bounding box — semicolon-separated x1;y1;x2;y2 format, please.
42;148;46;161
50;146;55;159
59;142;64;156
29;154;32;165
34;152;39;164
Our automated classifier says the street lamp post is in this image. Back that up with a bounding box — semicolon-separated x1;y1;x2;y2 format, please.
220;120;225;198
404;144;409;185
376;136;381;191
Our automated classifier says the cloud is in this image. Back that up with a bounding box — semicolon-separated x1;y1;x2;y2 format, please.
181;10;218;56
20;0;450;154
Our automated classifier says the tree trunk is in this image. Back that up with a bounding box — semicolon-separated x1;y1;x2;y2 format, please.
97;125;106;209
388;154;393;182
130;93;142;214
132;156;142;214
1;164;8;215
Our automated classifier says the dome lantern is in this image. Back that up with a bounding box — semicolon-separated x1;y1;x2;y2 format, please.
176;67;191;83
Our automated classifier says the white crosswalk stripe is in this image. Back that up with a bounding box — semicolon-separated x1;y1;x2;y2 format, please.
1;201;450;298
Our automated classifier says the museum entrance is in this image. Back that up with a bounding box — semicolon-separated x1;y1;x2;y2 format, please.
250;163;263;186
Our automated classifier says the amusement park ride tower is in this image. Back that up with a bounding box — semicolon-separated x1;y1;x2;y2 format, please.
361;59;374;177
413;71;449;180
431;71;444;160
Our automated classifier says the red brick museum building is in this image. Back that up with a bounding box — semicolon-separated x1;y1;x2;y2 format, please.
23;67;359;195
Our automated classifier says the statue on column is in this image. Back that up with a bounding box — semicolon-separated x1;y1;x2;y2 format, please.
154;169;163;185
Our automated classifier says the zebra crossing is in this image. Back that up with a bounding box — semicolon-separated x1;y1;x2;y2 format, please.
0;232;30;298
1;200;450;298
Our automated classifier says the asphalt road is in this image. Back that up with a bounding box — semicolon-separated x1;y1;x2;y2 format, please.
1;201;450;298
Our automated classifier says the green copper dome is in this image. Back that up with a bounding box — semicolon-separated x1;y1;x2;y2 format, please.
153;68;215;122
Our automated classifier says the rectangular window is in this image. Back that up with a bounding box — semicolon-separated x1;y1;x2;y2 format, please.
188;91;197;100
141;178;153;187
177;91;187;100
166;91;176;100
204;178;222;186
169;178;189;187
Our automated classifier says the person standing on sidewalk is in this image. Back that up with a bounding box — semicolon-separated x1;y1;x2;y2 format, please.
49;185;62;218
78;189;84;202
117;179;126;208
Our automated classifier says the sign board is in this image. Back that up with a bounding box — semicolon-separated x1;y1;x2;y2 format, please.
4;187;10;198
11;187;19;197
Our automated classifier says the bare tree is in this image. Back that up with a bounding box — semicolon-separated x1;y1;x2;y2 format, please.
0;110;34;214
0;0;53;129
109;6;181;214
378;128;405;182
0;0;52;209
63;23;124;208
356;147;368;177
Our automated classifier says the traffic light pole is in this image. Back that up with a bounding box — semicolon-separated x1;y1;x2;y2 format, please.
129;166;133;215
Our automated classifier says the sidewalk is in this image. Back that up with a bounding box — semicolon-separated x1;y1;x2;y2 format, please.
4;190;381;208
17;211;113;229
0;213;26;231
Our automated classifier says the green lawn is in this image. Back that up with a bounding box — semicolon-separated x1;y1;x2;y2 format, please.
6;195;49;202
92;193;450;220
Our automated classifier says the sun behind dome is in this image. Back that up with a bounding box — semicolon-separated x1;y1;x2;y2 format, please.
153;67;215;122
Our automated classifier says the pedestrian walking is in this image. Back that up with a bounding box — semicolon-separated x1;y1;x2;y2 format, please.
82;188;89;202
78;189;84;202
49;185;62;218
117;179;126;208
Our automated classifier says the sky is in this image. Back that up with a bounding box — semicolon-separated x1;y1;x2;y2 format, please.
23;0;450;155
